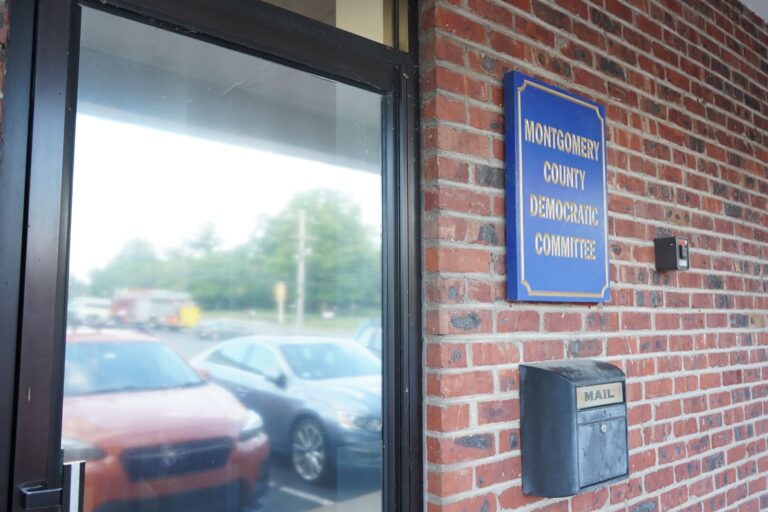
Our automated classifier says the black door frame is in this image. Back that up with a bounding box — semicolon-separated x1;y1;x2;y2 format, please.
0;1;37;509
0;0;422;510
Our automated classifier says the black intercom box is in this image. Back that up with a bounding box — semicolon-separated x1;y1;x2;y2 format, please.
655;236;689;271
520;360;629;497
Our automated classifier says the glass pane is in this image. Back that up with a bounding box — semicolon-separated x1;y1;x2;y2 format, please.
64;7;383;512
262;0;394;45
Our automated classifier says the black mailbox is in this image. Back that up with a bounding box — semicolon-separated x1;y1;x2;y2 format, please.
520;359;628;497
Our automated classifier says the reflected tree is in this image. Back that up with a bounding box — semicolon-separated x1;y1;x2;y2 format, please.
82;189;380;314
89;239;165;296
248;189;380;314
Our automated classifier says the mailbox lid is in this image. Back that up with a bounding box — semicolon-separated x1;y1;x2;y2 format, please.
522;359;625;386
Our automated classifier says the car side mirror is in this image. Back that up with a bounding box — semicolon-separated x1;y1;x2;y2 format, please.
268;372;287;388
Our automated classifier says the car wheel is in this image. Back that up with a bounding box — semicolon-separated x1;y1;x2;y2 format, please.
291;418;331;484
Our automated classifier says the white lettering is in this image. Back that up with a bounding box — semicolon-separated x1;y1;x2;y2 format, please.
522;119;601;161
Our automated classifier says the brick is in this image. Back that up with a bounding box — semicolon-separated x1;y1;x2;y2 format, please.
661;486;688;509
571;488;608;511
426;434;495;464
423;157;470;183
489;30;526;59
429;125;490;158
478;399;518;424
498;369;519;391
432;6;487;43
475;456;521;487
427;343;467;368
424;186;492;215
427;468;473;497
523;340;565;361
430;95;466;124
427;370;494;398
425;247;491;273
532;0;571;31
426;309;493;335
427;494;497;512
426;277;466;303
426;404;471;432
568;338;602;358
645;467;675;492
610;477;643;504
645;378;673;398
472;342;520;365
468;0;513;27
543;312;582;331
497;310;539;332
621;312;652;330
433;35;465;66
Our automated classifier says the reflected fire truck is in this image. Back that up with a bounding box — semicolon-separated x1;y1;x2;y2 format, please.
112;289;201;330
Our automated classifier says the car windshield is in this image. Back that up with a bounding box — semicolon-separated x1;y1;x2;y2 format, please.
279;342;380;380
64;341;203;396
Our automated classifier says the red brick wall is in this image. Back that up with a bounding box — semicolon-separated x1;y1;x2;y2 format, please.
420;0;768;510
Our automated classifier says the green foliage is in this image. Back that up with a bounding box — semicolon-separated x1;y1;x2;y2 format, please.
250;189;381;312
89;239;166;296
85;189;381;313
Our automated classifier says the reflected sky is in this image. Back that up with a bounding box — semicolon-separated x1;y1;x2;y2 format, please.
70;114;382;281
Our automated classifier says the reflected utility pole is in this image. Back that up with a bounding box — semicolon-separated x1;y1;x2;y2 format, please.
275;281;287;325
296;209;306;328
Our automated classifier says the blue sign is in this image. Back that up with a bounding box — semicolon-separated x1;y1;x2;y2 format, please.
504;71;610;303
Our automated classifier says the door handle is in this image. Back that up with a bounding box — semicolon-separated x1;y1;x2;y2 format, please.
20;485;61;510
20;461;85;511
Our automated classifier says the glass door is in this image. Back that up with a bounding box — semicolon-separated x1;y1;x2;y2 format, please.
6;1;421;510
65;7;384;512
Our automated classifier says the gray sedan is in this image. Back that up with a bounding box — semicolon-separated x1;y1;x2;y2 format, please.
192;337;382;485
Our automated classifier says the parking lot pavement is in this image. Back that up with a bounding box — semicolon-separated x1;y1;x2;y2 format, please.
254;456;380;511
250;458;334;511
242;452;381;511
153;328;217;360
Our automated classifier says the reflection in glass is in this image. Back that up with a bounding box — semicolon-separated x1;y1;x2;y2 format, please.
193;338;381;486
262;0;395;46
64;341;202;396
64;7;383;512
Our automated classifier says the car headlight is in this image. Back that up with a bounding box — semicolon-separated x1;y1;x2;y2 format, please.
61;437;107;462
238;411;265;441
337;411;382;432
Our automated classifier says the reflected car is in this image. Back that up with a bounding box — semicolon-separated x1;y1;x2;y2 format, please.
192;337;381;485
195;319;255;341
63;331;270;512
67;297;113;327
353;319;382;358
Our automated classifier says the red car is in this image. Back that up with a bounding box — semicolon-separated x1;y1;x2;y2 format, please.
62;331;270;512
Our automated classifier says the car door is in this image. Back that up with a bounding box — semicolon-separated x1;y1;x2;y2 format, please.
238;345;298;451
201;342;255;401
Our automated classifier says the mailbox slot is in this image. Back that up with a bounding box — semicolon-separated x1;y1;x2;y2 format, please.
521;360;629;497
